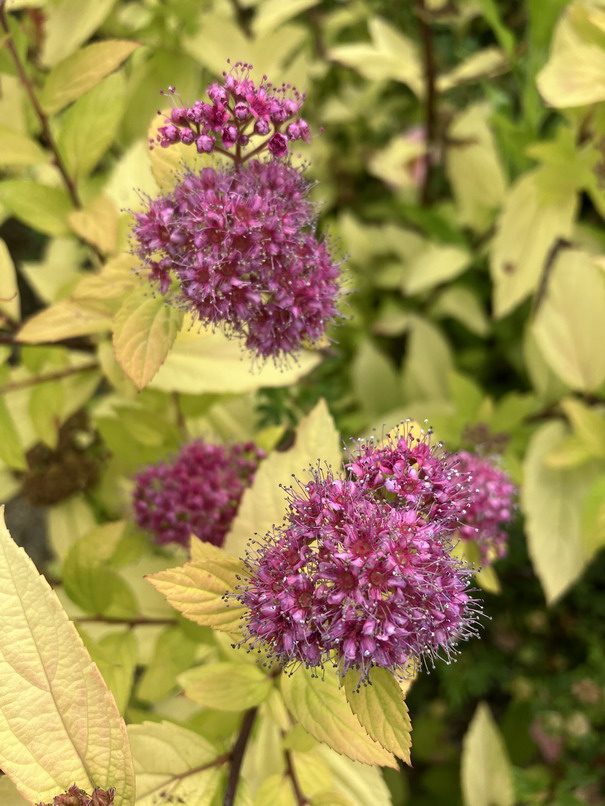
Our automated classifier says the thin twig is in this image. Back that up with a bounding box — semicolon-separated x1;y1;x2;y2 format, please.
74;616;178;626
0;330;97;352
0;361;99;396
136;754;230;801
223;707;258;806
284;749;309;806
0;0;81;209
531;237;572;318
416;1;438;206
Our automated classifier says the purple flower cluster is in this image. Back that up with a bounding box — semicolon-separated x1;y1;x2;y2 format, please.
37;786;114;806
133;159;341;359
154;62;309;159
237;424;481;680
453;451;516;564
133;440;264;548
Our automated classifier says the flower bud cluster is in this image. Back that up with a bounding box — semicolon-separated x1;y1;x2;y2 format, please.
37;786;114;806
133;440;264;548
154;62;309;159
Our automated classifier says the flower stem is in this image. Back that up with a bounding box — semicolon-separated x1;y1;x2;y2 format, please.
285;748;309;806
0;0;82;210
223;707;258;806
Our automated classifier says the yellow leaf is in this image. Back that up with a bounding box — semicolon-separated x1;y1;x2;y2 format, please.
461;703;514;806
403;244;470;295
113;286;183;390
105;140;160;212
522;421;600;603
446;104;507;232
0;508;135;805
344;668;412;765
147;108;200;191
18;299;112;342
146;555;247;632
128;721;224;805
151;317;322;394
313;747;394;806
438;47;508;91
224;399;342;557
490;171;577;318
179;662;273;711
560;397;605;457
41;0;118;67
0;237;20;322
42;41;139;115
281;666;397;768
368;135;426;191
69;195;119;255
252;0;319;36
532;249;605;391
0;127;46;166
537;4;605;108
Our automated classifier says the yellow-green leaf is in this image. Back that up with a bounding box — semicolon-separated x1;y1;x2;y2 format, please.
18;299;112;342
281;666;397;768
0;237;20;322
128;721;224;806
0;181;73;236
0;395;26;470
438;47;508;91
147;107;200;191
0;776;30;806
28;379;64;449
0;507;135;805
254;775;297;806
490;171;577;318
42;40;139;115
312;747;393;806
401;316;453;401
461;703;514;806
151;316;322;394
41;0;118;67
560;397;605;457
69;195;119;255
0;127;46;166
147;554;247;632
252;0;319;36
179;662;273;711
79;630;137;715
352;341;401;418
224;399;342;557
403;244;470;295
581;475;605;556
344;668;412;765
532;249;605;391
522;421;601;603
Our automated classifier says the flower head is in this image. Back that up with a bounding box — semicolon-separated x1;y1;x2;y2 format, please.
154;62;310;158
237;472;479;681
133;440;264;547
133;159;342;359
37;786;115;806
453;451;517;564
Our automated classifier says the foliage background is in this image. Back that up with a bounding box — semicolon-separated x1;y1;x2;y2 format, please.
1;0;605;804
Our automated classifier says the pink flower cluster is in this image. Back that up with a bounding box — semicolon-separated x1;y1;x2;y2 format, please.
133;440;264;548
237;424;482;680
133;159;341;359
37;786;114;806
453;450;516;564
154;62;309;159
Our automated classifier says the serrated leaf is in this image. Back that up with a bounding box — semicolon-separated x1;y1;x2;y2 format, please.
147;554;247;632
0;508;135;805
532;249;605;391
522;421;601;603
344;668;412;765
224;399;342;557
0;127;46;166
128;721;224;806
179;662;273;712
41;0;118;67
0;237;19;322
490;171;577;318
151;316;322;394
18;299;112;342
461;703;514;806
0;181;73;236
59;72;126;180
281;666;397;768
403;244;470;295
42;41;139;115
113;288;183;390
69;196;119;256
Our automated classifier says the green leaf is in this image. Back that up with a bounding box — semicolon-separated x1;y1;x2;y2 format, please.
403;244;470;295
461;703;514;806
0;395;26;470
352;341;401;418
28;379;64;449
48;494;97;562
79;630;137;714
252;0;320;36
127;721;224;806
41;0;119;67
522;421;601;603
490;171;577;318
532;249;605;391
151;316;322;394
401;316;453;402
224;399;342;557
0;181;73;236
179;662;273;712
0;237;20;322
560;397;605;457
0;127;46;166
42;40;139;115
431;287;489;337
113;287;184;390
446;104;507;232
281;666;397;768
473;0;515;56
581;474;605;556
0;508;135;806
137;626;197;703
343;668;412;765
147;552;247;632
59;72;126;180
